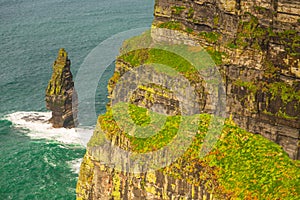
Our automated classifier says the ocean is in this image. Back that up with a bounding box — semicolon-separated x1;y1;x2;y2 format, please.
0;0;154;199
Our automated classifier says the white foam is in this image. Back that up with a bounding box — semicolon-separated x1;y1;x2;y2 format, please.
68;158;83;174
5;111;94;147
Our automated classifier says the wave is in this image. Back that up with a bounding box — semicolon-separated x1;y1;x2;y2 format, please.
5;111;93;147
68;158;83;174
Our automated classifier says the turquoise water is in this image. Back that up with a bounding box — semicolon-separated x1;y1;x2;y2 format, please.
0;0;154;199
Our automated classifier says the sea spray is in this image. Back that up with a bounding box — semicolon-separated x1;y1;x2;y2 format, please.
5;111;93;146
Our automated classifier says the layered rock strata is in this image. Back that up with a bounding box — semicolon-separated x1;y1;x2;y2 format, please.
76;36;224;199
77;154;216;200
76;0;300;199
153;0;300;159
45;48;77;128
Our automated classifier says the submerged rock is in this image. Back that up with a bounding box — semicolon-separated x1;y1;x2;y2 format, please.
45;48;77;128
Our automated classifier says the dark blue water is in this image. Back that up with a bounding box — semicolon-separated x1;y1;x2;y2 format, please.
0;0;154;199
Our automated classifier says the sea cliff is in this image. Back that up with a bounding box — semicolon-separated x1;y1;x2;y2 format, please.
76;0;300;199
153;0;300;159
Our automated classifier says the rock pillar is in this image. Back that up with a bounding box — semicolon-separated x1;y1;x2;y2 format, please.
45;48;77;128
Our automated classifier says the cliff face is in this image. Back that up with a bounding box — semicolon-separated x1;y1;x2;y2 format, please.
77;0;300;199
153;0;300;160
46;48;77;128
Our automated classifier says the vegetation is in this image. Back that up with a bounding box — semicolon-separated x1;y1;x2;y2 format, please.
199;31;220;44
91;103;300;199
206;47;224;65
128;103;151;126
278;29;300;57
232;76;300;119
171;6;185;15
267;82;300;104
187;8;194;18
213;16;219;26
233;13;300;57
90;14;300;198
158;21;183;30
207;120;300;199
47;69;65;95
186;27;193;34
119;47;198;82
234;79;258;93
235;13;265;50
97;105;180;152
227;42;238;49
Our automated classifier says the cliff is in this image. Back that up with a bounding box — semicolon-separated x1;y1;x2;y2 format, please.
153;0;300;160
76;0;300;199
46;48;77;128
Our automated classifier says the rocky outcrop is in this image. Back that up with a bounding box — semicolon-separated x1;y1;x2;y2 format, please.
45;48;77;128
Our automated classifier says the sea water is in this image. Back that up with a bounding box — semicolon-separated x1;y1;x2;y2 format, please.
0;0;154;199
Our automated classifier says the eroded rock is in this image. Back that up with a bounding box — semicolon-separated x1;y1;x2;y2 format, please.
45;48;77;128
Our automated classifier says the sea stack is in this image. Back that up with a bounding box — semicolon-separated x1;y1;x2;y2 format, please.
45;48;77;128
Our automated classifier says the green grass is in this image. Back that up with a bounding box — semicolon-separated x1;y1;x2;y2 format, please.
158;21;182;30
207;121;300;199
199;31;220;43
227;42;238;49
164;115;300;198
206;47;224;65
172;6;185;15
128;104;151;126
186;27;193;34
119;48;201;83
91;104;300;199
98;105;181;152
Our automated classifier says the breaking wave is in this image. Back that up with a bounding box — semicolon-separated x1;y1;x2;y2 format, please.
5;111;93;147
